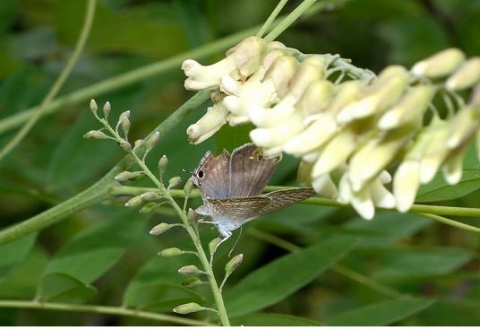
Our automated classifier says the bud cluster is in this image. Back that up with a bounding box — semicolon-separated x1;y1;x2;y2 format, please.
182;37;480;219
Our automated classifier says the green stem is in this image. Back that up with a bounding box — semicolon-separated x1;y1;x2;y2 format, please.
0;91;210;246
0;27;255;136
111;185;480;234
0;300;213;326
0;0;96;162
104;111;230;325
256;0;289;38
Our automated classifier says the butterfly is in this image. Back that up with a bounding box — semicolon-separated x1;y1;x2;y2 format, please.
191;143;315;241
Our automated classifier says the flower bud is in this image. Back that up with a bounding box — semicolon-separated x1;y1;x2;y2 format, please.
263;55;298;98
133;139;146;158
182;277;204;287
446;57;480;91
182;57;235;90
188;208;199;223
103;101;111;119
225;254;243;277
178;265;204;276
337;68;409;123
297;79;335;118
411;48;465;78
159;247;184;257
186;104;228;144
125;195;143;207
158;155;168;178
119;110;131;136
168;176;182;189
140;191;162;201
89;99;98;115
446;105;480;149
227;36;266;78
149;223;174;235
120;140;132;153
145;131;160;152
173;302;206;315
183;179;194;198
378;85;435;130
114;171;144;182
329;81;365;116
83;130;111;140
209;237;222;256
139;202;160;213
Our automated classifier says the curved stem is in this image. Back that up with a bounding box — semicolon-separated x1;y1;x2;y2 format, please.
0;26;256;136
0;91;210;246
0;0;96;162
0;300;214;326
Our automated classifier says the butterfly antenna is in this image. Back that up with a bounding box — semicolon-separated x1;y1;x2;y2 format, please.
228;227;243;257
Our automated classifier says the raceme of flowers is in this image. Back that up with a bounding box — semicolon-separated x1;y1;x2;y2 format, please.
181;36;480;219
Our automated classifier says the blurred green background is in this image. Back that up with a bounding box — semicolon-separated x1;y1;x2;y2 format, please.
0;0;479;326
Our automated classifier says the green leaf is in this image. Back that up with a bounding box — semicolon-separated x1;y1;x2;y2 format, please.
343;213;431;249
224;236;358;317
231;312;322;326
0;233;36;280
0;247;48;299
127;283;204;312
324;297;435;326
55;0;189;58
123;250;200;307
416;146;480;202
372;247;474;282
44;210;147;284
36;272;97;303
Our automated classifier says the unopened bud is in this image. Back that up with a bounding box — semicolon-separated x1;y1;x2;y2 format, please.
178;265;204;276
188;208;199;222
140;191;162;201
133;139;145;155
159;247;184;257
412;48;465;78
125;195;143;207
145;131;160;152
225;254;243;277
103;101;111;119
173;302;206;315
168;176;182;189
83;130;111;140
149;223;174;235
140;202;160;213
446;57;480;91
114;171;144;182
89;99;98;115
158;155;168;178
183;179;194;198
209;237;222;256
119;111;131;137
182;277;204;287
120;140;132;153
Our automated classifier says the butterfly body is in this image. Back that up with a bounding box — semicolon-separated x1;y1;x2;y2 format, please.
191;143;315;239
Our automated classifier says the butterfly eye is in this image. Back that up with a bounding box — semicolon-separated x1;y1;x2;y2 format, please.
197;170;204;178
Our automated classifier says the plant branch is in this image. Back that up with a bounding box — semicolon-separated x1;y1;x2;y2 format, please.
0;300;214;326
0;91;210;246
0;0;96;162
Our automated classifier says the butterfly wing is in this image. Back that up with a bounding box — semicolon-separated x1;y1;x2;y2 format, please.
192;150;230;199
228;143;280;197
259;187;316;215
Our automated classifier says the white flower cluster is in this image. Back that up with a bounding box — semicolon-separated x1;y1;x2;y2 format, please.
182;37;480;219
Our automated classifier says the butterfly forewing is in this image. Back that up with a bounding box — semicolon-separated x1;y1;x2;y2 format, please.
193;150;230;199
228;143;279;197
